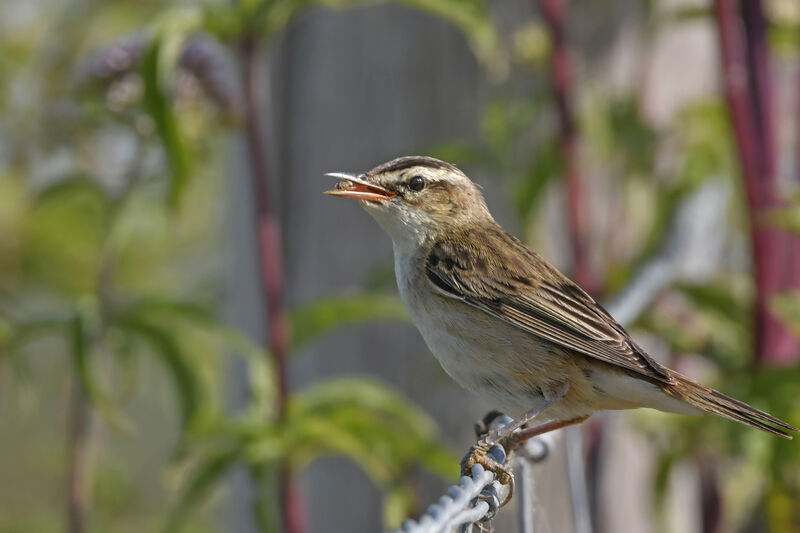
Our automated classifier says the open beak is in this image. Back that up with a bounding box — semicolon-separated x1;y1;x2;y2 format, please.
324;172;396;203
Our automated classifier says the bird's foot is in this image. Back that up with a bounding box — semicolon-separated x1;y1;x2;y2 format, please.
460;438;513;485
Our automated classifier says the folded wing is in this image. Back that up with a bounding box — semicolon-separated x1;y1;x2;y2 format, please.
424;225;673;384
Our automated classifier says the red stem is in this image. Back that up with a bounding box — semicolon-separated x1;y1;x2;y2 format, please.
793;50;800;295
240;34;304;533
741;0;776;178
713;0;799;365
539;3;604;532
540;0;597;295
741;0;794;362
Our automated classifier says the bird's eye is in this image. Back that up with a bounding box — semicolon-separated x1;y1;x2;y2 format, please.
408;176;426;192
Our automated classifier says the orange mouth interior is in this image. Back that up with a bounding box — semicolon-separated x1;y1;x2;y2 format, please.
325;179;395;203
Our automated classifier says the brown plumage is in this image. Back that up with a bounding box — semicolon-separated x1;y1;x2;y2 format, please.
424;222;796;438
326;155;798;443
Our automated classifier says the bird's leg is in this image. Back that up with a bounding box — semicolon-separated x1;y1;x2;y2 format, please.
461;383;570;484
487;382;570;443
505;415;590;451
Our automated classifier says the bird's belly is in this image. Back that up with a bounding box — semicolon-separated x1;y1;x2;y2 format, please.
394;253;691;421
418;313;533;412
401;282;567;415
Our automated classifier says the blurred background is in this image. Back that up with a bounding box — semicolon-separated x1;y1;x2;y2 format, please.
1;0;800;532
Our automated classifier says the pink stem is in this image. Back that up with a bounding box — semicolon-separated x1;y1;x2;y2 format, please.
540;0;597;295
539;3;604;532
713;0;799;365
240;34;304;533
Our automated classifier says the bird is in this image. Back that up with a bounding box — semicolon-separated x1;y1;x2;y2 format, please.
324;155;797;482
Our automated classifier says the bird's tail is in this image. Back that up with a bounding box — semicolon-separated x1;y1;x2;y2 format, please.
665;370;797;439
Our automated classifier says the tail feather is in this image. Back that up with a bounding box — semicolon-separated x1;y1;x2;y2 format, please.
665;370;798;439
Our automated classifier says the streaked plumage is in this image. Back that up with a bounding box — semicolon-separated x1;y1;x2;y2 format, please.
326;156;797;440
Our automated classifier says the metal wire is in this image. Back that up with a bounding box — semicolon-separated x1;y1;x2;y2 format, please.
564;426;592;533
516;430;554;533
390;458;503;533
389;418;553;533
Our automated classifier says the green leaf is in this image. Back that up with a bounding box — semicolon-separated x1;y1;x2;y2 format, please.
106;326;140;401
764;205;800;234
164;447;240;533
678;282;748;325
660;5;713;25
768;21;800;57
141;43;188;206
25;179;111;294
141;8;203;206
69;306;135;434
0;316;12;347
291;378;435;437
383;485;416;530
512;139;562;219
252;0;500;72
289;293;409;350
482;100;513;155
638;292;750;371
0;315;71;359
115;315;200;429
652;452;676;508
606;97;657;174
170;379;455;530
393;0;500;70
676;101;735;188
287;378;456;480
119;296;276;418
250;463;281;533
120;297;217;326
771;291;800;338
512;21;549;65
287;413;390;476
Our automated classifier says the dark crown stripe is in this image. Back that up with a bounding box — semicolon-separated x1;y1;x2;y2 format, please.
367;156;459;176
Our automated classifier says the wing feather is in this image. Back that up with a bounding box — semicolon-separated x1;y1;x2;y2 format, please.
424;225;672;383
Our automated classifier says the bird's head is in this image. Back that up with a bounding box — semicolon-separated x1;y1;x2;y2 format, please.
325;156;492;246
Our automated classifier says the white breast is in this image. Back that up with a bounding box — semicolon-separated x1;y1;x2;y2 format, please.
392;243;555;414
